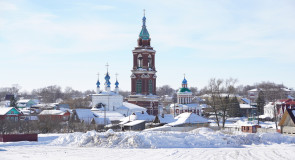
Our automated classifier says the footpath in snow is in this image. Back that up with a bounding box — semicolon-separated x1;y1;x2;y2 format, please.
51;128;295;148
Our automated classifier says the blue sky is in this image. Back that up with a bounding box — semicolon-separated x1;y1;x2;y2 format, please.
0;0;295;92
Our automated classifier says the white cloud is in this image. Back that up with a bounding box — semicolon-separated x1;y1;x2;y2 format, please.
92;5;116;10
0;1;17;11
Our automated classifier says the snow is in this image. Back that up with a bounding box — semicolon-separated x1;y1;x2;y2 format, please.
91;110;125;122
49;128;295;148
240;104;256;109
39;110;66;115
124;120;145;126
120;111;155;124
0;107;13;115
116;102;147;116
1;129;295;160
157;114;176;124
168;113;209;126
75;109;111;124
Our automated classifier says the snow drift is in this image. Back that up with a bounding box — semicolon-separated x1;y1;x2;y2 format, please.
51;128;295;148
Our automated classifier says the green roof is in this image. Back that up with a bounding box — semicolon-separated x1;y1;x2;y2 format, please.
179;87;191;93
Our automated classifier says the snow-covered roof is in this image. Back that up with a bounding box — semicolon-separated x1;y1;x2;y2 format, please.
158;114;176;124
17;99;31;103
0;107;13;115
75;109;110;124
124;120;145;126
91;91;120;96
91;110;125;121
167;113;209;126
170;103;200;109
120;111;155;124
19;108;32;115
248;89;258;92
121;102;146;111
240;104;256;109
234;120;258;127
39;110;66;115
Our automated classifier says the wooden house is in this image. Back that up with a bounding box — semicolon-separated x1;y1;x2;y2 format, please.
241;124;261;133
278;108;295;135
0;107;22;121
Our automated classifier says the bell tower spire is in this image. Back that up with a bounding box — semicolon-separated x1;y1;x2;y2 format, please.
138;10;150;46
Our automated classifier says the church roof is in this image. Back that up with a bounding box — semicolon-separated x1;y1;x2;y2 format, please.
139;16;150;40
179;87;191;93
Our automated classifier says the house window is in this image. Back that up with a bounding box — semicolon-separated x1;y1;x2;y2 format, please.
136;79;142;94
148;80;153;94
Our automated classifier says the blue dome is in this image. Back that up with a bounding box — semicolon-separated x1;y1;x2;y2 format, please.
107;81;111;87
115;80;119;88
96;80;100;87
182;78;187;84
105;72;110;81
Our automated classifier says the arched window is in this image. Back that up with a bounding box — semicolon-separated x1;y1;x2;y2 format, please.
148;54;152;69
137;54;143;68
136;79;142;94
148;79;153;94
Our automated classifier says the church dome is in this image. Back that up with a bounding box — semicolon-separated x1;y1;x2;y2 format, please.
115;80;119;88
96;80;100;87
105;72;110;81
182;78;187;84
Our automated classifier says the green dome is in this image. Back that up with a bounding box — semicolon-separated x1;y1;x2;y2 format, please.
179;87;191;93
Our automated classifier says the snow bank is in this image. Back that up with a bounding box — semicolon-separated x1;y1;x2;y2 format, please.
51;128;295;148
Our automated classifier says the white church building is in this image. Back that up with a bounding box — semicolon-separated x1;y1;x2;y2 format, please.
170;76;202;116
91;70;146;118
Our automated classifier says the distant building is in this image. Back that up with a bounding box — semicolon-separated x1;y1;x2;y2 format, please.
71;109;110;125
39;110;70;121
17;99;38;109
91;70;123;111
170;77;202;116
0;107;23;121
248;88;294;101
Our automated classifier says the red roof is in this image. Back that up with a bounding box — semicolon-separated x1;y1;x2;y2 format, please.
286;101;295;105
278;99;292;103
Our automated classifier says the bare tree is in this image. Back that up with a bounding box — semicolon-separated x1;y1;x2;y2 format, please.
157;85;175;97
204;78;238;128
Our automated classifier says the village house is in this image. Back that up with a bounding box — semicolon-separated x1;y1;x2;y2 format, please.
39;110;70;121
71;109;110;125
122;120;146;131
278;108;295;135
17;99;38;109
0;107;23;121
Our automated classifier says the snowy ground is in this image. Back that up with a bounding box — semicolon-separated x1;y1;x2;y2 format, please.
1;128;295;160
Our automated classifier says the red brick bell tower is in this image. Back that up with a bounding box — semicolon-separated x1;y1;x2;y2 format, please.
127;12;159;115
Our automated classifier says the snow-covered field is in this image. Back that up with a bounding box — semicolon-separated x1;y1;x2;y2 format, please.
1;128;295;160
